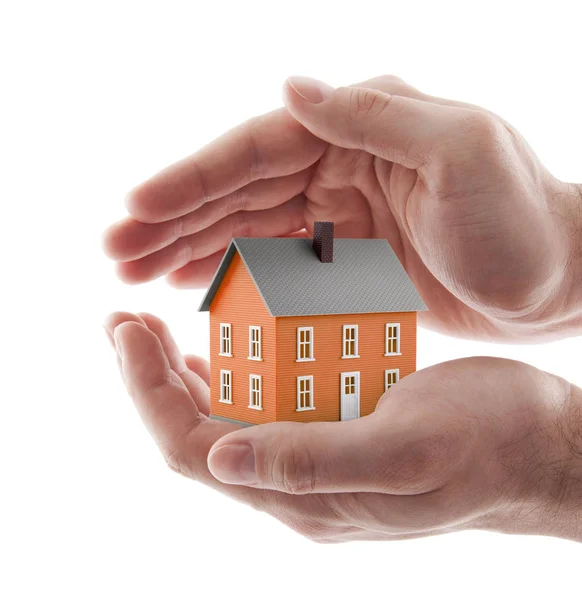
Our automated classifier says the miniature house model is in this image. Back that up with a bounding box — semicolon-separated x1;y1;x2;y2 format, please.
199;222;426;427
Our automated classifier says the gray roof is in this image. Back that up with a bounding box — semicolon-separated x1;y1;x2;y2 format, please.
198;237;426;317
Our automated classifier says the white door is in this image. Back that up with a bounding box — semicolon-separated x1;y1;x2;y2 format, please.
340;372;360;420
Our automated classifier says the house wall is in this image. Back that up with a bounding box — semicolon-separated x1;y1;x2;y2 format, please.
275;312;417;422
208;251;418;425
209;252;276;425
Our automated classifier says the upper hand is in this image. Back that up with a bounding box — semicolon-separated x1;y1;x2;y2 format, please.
103;75;581;341
105;312;582;543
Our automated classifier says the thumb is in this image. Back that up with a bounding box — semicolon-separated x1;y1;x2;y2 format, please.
282;76;454;170
207;415;433;495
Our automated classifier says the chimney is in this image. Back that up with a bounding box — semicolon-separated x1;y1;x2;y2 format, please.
312;221;334;263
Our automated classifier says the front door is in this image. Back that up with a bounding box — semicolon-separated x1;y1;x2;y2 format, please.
340;372;360;420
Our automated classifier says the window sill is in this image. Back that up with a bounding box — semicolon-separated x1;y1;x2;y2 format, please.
295;358;315;363
248;357;263;361
219;353;232;357
341;355;360;359
219;399;233;404
248;405;263;411
384;353;402;357
296;407;315;412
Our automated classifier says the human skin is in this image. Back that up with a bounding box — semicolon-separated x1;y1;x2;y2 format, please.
103;75;582;342
103;77;582;542
104;311;582;543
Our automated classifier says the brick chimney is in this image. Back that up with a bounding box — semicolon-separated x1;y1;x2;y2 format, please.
312;221;334;263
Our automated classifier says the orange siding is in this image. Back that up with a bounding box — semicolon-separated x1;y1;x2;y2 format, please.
275;312;417;422
208;250;418;424
209;253;276;425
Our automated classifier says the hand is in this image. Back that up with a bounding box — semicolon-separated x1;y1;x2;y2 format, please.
103;75;582;342
105;312;582;543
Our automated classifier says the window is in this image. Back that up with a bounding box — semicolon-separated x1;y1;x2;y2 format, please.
219;323;232;356
248;326;262;360
385;369;399;391
220;370;232;403
296;376;314;411
344;374;357;395
342;325;359;358
385;323;401;355
249;375;262;410
296;327;314;361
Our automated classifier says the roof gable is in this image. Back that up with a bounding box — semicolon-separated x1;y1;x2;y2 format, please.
198;237;426;317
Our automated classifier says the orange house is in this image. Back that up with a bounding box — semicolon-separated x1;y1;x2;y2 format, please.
199;222;426;427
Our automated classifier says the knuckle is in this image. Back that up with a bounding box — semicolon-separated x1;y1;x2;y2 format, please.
376;74;412;95
245;116;263;179
172;216;184;242
164;446;191;478
345;87;392;122
230;211;252;238
379;74;406;86
161;420;204;480
127;371;175;399
224;188;249;217
191;160;210;205
270;442;317;495
183;233;200;263
458;110;501;143
358;74;410;95
394;143;429;169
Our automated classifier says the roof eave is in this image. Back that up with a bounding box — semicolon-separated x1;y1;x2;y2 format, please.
197;240;239;312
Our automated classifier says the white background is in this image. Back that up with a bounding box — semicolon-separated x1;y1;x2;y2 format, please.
1;1;581;598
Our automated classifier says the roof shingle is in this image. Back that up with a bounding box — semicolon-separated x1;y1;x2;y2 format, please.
198;237;426;316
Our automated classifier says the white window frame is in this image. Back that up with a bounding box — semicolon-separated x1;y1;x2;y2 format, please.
296;375;314;412
248;326;262;361
342;324;359;358
219;323;232;357
248;374;262;410
385;369;400;391
219;369;232;404
385;323;401;356
296;327;314;362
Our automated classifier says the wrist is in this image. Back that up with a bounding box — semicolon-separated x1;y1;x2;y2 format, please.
487;380;582;542
550;382;582;541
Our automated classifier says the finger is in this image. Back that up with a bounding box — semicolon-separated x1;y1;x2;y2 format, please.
112;320;230;487
113;321;201;448
111;320;335;519
283;76;459;170
103;217;179;262
207;414;440;495
166;230;308;288
104;169;313;262
165;250;225;289
126;108;327;223
184;355;210;386
354;74;487;112
112;322;246;491
104;311;147;348
138;313;210;415
116;195;306;284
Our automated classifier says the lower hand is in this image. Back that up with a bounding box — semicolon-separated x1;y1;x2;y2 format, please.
105;312;582;543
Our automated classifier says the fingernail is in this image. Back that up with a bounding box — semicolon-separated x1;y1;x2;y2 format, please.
287;76;334;104
208;443;257;485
